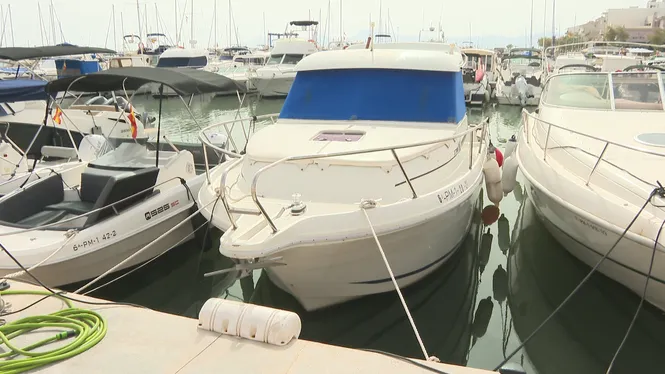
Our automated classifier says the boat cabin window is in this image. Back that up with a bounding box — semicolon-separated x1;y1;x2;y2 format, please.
279;68;466;124
542;72;664;111
267;54;283;65
282;54;304;65
110;58;134;68
156;56;207;68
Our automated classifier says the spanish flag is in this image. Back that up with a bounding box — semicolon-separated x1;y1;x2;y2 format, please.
52;107;63;125
128;106;138;139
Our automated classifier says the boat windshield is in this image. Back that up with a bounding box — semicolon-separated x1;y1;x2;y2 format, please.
267;54;283;65
282;54;304;64
542;72;664;111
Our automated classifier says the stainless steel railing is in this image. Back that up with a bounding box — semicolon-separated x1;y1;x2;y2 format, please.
522;109;665;188
200;116;489;235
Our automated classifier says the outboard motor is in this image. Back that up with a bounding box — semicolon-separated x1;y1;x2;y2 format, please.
514;75;528;107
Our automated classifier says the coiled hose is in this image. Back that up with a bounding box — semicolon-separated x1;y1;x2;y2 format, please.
0;290;107;374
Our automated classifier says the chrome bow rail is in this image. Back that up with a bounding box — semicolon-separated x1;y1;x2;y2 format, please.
199;116;489;235
522;109;665;188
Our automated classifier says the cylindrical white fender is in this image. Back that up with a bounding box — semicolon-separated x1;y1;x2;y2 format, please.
504;135;517;159
198;298;302;346
501;156;519;194
487;181;503;205
483;157;501;184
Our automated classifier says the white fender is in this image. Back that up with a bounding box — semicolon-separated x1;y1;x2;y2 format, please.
501;156;519;195
504;135;517;159
198;298;301;346
487;181;503;205
483;157;501;184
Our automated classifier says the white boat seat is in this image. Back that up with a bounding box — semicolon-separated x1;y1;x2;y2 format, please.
41;145;78;160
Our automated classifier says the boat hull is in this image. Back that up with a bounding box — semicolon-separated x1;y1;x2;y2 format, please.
262;185;481;311
517;134;665;312
0;209;195;286
251;76;295;98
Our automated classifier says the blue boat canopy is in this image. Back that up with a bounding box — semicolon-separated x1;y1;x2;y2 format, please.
0;80;48;102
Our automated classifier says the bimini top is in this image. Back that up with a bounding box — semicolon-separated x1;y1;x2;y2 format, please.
297;48;463;73
0;80;48;102
0;45;116;61
280;48;466;124
45;67;246;95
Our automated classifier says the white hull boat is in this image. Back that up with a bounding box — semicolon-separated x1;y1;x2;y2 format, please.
199;42;489;311
0;65;247;287
249;38;318;98
0;143;202;286
516;67;665;311
495;48;543;106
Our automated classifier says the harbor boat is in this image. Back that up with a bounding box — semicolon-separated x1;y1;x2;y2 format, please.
515;64;665;312
461;48;495;106
0;46;149;159
198;42;489;311
249;21;319;98
0;79;114;195
0;66;246;287
215;51;270;96
494;48;543;106
150;48;216;97
507;197;665;373
251;192;483;364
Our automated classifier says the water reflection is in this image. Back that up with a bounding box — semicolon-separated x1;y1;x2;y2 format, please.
507;195;665;374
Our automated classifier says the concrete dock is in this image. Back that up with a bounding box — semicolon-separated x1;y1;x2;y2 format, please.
0;280;496;373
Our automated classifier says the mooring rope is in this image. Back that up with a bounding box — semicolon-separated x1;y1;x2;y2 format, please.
359;198;440;363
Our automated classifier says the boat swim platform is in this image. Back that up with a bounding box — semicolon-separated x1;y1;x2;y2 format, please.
1;280;497;374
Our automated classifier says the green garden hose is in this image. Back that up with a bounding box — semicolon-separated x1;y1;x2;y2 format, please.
0;290;107;374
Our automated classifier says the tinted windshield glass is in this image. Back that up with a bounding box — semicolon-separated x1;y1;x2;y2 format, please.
267;55;283;65
612;72;663;110
282;54;304;64
543;72;665;110
542;74;611;109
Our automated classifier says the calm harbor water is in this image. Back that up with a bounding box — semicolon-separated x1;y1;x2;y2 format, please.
84;96;665;374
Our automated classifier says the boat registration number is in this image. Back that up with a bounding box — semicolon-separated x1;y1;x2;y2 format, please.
437;181;469;204
72;230;117;251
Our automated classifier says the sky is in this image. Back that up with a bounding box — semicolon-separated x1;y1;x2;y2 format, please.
0;0;652;50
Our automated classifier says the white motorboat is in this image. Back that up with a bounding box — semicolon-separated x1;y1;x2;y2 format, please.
198;42;490;311
215;51;270;96
0;66;246;287
515;64;665;312
0;46;146;157
249;21;320;98
495;48;544;106
461;48;495;106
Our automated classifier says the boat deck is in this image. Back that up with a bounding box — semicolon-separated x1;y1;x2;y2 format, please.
1;280;494;374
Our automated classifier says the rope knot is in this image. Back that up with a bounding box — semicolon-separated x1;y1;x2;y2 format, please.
359;199;380;210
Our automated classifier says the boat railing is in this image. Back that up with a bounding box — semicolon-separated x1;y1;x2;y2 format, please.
199;116;489;234
522;109;665;188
